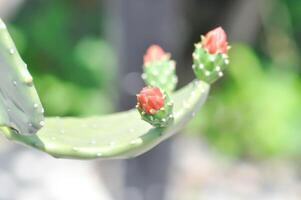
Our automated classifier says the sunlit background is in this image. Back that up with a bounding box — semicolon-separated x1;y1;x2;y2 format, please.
0;0;301;199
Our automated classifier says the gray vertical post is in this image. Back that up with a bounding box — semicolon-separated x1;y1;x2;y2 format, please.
115;0;182;199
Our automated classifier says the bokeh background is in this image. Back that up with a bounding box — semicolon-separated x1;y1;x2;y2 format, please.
0;0;301;199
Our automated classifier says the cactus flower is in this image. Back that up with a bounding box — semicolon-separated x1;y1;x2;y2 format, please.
202;27;228;54
143;45;165;64
137;87;164;114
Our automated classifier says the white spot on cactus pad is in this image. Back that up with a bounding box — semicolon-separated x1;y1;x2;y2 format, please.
130;138;143;145
24;76;33;85
193;53;199;60
40;121;45;127
109;141;116;147
210;55;216;62
72;147;79;152
9;48;15;55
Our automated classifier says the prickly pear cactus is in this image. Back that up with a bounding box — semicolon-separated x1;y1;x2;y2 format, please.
0;20;229;160
142;45;177;93
0;19;44;134
193;27;230;84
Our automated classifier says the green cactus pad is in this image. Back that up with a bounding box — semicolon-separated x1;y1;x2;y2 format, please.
193;43;229;84
0;80;209;159
0;19;44;134
142;57;178;93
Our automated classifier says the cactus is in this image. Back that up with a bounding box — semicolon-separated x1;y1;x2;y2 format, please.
136;86;174;127
0;19;44;135
142;45;177;93
193;27;230;84
0;19;229;160
1;80;209;159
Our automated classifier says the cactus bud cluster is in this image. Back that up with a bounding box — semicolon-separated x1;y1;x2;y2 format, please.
192;27;230;84
136;86;173;127
137;45;177;127
142;45;177;93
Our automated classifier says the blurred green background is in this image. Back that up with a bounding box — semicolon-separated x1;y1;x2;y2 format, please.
188;0;301;158
8;0;117;117
4;0;301;159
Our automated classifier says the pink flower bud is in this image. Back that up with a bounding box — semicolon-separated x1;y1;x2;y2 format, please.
143;45;165;64
202;27;228;54
137;87;164;114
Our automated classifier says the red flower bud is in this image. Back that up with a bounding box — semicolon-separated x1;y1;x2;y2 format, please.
202;27;228;54
143;45;165;64
137;87;164;114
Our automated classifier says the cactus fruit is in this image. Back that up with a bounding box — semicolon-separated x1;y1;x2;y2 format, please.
142;45;177;93
192;27;230;84
136;86;173;127
0;18;229;160
0;19;44;134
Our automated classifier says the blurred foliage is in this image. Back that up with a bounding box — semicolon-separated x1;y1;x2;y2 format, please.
189;44;301;158
189;0;301;158
8;0;117;116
